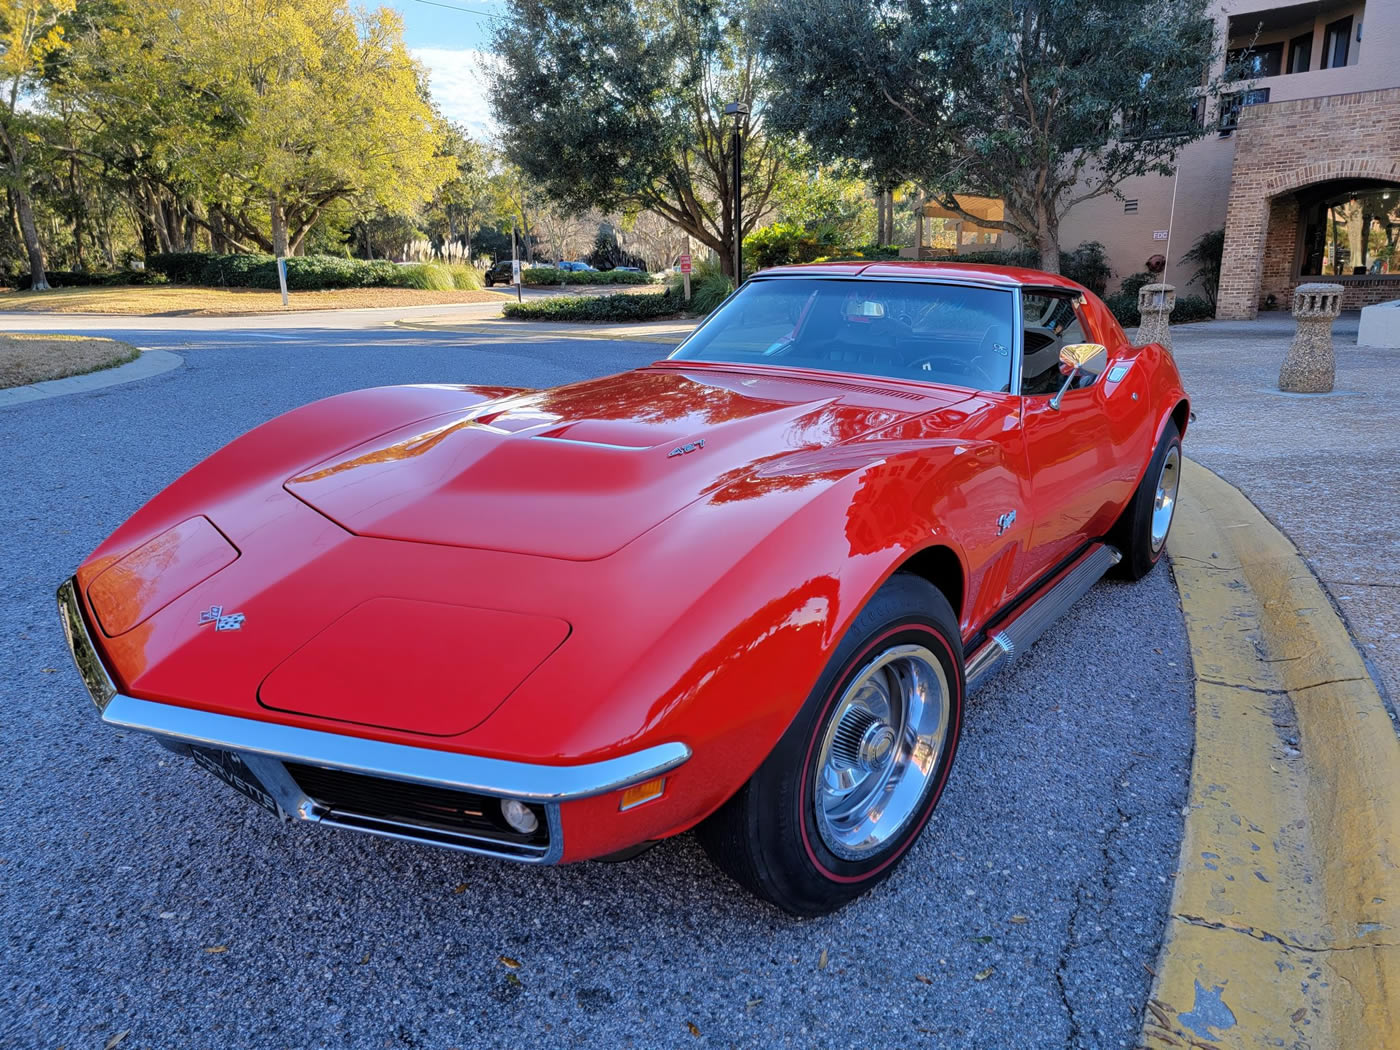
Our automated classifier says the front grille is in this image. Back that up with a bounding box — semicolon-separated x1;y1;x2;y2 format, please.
285;763;549;852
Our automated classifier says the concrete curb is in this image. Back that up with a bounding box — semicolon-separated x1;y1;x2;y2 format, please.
1143;459;1400;1048
0;348;183;408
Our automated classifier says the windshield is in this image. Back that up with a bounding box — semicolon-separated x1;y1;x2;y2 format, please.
670;278;1016;392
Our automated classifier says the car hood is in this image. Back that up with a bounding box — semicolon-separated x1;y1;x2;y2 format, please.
284;366;975;560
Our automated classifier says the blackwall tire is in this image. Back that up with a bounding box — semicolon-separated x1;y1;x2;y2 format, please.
1111;419;1182;581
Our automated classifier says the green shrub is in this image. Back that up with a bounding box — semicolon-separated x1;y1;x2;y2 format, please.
1061;241;1111;295
444;264;482;291
502;291;680;322
1106;283;1215;329
147;251;463;291
19;269;169;288
522;267;650;286
395;262;455;291
668;256;733;315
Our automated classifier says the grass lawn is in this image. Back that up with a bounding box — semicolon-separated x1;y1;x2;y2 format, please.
0;285;511;316
0;333;140;389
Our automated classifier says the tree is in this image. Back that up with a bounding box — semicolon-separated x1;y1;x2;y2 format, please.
489;0;783;277
758;0;1228;272
1180;227;1224;307
0;0;75;289
59;0;455;258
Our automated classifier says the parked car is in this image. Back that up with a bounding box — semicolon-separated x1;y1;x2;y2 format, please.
556;260;595;272
483;260;515;287
58;261;1187;915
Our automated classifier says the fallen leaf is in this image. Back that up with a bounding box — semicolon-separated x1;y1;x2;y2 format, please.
817;948;828;970
1141;960;1156;977
41;667;58;673
745;997;763;1011
966;935;993;944
915;1027;936;1035
973;966;995;981
452;883;468;894
915;974;932;985
685;1021;700;1037
498;955;521;969
360;952;372;965
1147;1001;1173;1030
1291;1007;1307;1023
505;972;522;987
1152;998;1178;1014
204;945;228;954
104;1033;130;1050
1008;915;1029;924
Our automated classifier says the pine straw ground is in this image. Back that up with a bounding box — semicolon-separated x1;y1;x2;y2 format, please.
0;333;140;389
0;285;511;316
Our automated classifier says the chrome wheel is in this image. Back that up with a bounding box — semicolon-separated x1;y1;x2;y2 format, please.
1150;444;1181;554
813;644;950;860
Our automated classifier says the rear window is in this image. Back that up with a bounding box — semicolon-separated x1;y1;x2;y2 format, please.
670;278;1016;392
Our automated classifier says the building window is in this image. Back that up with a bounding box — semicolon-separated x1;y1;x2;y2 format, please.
1124;200;1139;214
1218;88;1270;133
1299;187;1399;277
1227;42;1283;79
1288;32;1313;74
1321;15;1353;69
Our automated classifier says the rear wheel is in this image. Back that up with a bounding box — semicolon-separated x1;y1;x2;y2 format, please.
1111;419;1182;580
698;574;964;916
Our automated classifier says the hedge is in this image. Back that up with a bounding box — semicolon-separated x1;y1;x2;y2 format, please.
502;291;680;322
14;269;168;289
146;252;490;291
521;267;651;287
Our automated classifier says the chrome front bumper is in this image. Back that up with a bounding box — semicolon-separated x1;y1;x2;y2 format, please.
57;578;690;864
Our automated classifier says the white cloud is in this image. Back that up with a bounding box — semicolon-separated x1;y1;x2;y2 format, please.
412;47;499;138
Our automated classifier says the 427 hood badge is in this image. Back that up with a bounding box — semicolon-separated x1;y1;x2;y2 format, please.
667;438;704;458
199;605;246;632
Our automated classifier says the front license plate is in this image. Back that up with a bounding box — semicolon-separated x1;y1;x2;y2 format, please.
190;746;286;819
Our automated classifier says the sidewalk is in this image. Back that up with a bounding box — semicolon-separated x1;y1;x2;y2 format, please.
1169;313;1399;702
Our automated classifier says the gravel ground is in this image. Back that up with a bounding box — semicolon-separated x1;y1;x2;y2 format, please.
0;327;1194;1049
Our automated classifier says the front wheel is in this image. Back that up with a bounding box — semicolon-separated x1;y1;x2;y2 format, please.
1111;418;1182;580
698;574;964;915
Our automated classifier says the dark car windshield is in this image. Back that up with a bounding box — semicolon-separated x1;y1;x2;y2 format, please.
669;278;1016;392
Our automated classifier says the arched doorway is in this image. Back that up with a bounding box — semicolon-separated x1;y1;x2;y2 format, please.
1256;178;1400;312
1215;86;1400;320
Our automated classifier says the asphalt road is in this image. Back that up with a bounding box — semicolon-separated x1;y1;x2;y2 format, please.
0;324;1194;1049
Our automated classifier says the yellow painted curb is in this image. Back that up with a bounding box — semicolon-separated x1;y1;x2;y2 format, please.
1143;459;1400;1049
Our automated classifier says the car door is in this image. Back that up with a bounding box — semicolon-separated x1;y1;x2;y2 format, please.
1015;290;1132;589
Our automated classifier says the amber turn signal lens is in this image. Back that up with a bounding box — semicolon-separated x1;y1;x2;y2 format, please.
619;777;666;811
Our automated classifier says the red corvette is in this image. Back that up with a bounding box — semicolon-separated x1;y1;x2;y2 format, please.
59;262;1187;915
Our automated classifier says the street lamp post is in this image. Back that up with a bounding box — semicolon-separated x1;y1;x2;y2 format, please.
724;101;749;281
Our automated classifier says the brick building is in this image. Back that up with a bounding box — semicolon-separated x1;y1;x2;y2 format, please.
1057;0;1400;319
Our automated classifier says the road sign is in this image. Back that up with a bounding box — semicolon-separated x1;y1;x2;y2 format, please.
679;254;692;274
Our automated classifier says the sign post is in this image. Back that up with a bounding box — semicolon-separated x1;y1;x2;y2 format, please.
512;230;522;302
276;257;289;307
680;253;692;303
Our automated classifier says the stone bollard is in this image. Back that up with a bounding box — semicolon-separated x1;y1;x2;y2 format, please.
1135;283;1176;351
1278;283;1343;393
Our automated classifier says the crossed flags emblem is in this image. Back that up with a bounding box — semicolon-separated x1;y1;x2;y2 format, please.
199;605;246;632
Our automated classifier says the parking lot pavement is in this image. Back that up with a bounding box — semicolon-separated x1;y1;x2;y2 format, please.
1170;313;1400;704
1;327;1193;1049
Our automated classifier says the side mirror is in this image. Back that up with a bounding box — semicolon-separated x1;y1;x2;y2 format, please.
1049;343;1108;410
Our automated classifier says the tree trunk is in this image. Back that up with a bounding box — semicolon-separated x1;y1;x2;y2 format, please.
1037;205;1061;274
14;183;49;290
270;197;289;258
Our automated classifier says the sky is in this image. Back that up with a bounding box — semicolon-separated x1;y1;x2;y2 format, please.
386;0;504;138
